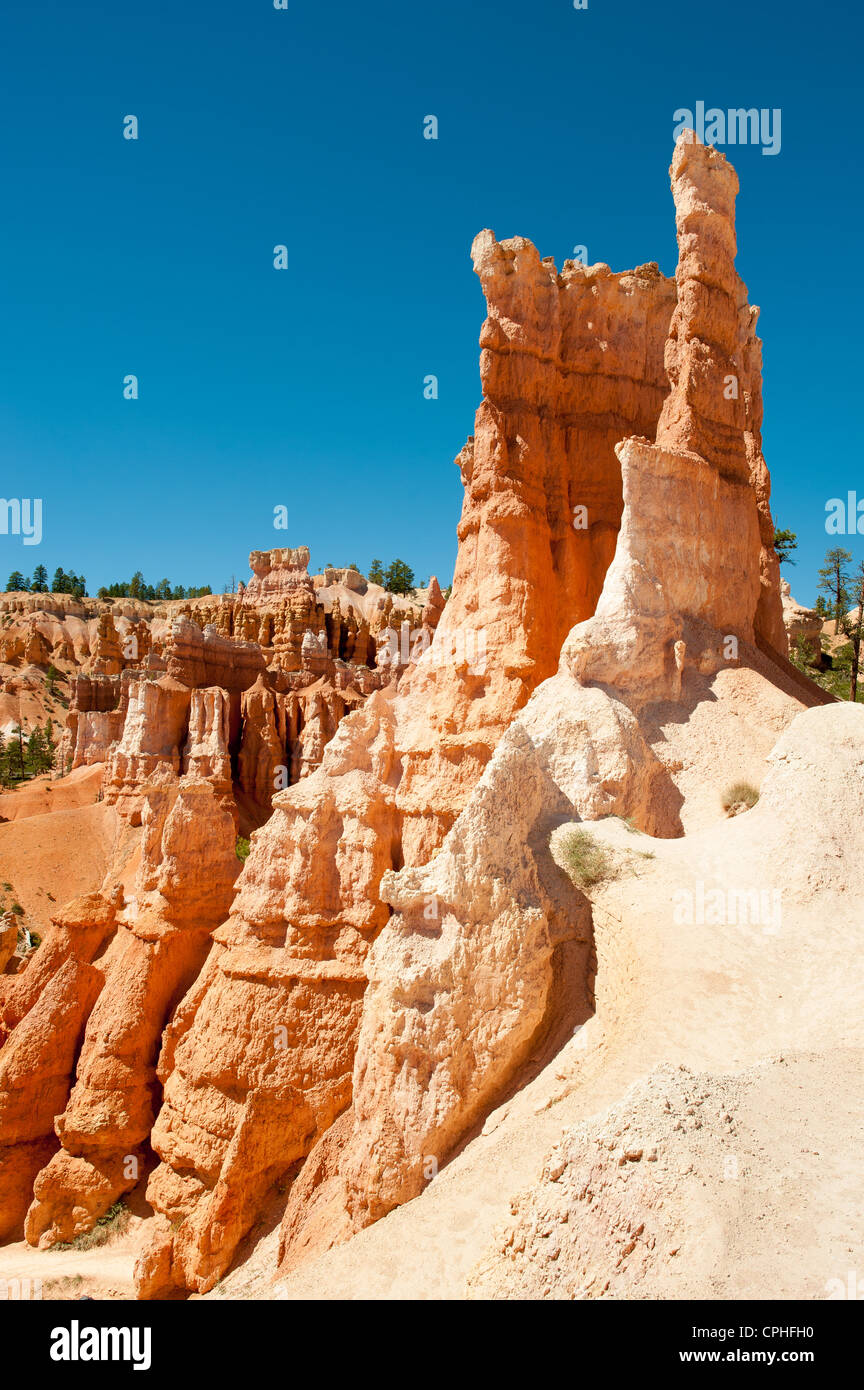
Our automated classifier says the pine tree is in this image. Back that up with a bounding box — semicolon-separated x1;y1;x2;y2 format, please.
31;564;49;592
837;563;864;703
773;527;797;566
383;559;415;595
817;548;853;635
368;559;385;586
10;724;26;781
26;728;46;775
6;571;27;592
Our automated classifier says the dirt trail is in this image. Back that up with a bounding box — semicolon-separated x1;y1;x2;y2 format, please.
0;1223;148;1301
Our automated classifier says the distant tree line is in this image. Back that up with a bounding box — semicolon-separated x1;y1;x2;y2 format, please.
5;564;86;597
4;565;211;602
7;558;425;601
96;571;212;601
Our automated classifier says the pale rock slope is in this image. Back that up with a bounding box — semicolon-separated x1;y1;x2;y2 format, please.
240;701;861;1301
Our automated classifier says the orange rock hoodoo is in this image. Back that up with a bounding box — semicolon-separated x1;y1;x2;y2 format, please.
0;133;807;1298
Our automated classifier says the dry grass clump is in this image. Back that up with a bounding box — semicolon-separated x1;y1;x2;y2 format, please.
721;782;760;817
551;826;615;889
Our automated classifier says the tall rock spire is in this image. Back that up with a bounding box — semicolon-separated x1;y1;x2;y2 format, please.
657;129;786;654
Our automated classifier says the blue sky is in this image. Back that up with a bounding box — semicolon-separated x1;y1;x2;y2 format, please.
0;0;859;603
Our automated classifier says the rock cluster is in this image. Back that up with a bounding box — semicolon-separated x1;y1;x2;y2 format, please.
57;546;432;821
0;549;439;1251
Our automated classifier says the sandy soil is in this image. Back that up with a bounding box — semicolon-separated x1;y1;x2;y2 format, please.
0;765;103;824
0;1221;149;1301
0;798;117;933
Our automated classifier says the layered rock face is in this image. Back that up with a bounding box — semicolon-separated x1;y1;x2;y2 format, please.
62;674;140;772
183;548;396;674
245;547;314;604
97;551;410;827
2;550;434;796
135;696;400;1296
0;893;119;1239
0;776;239;1248
165;618;265;692
103;678;192;822
467;234;675;650
87;613;125;676
0;597;161;745
392;240;678;864
23;780;239;1248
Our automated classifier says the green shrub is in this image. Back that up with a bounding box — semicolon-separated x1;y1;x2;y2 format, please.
553;827;615;889
235;836;251;862
53;1200;129;1252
